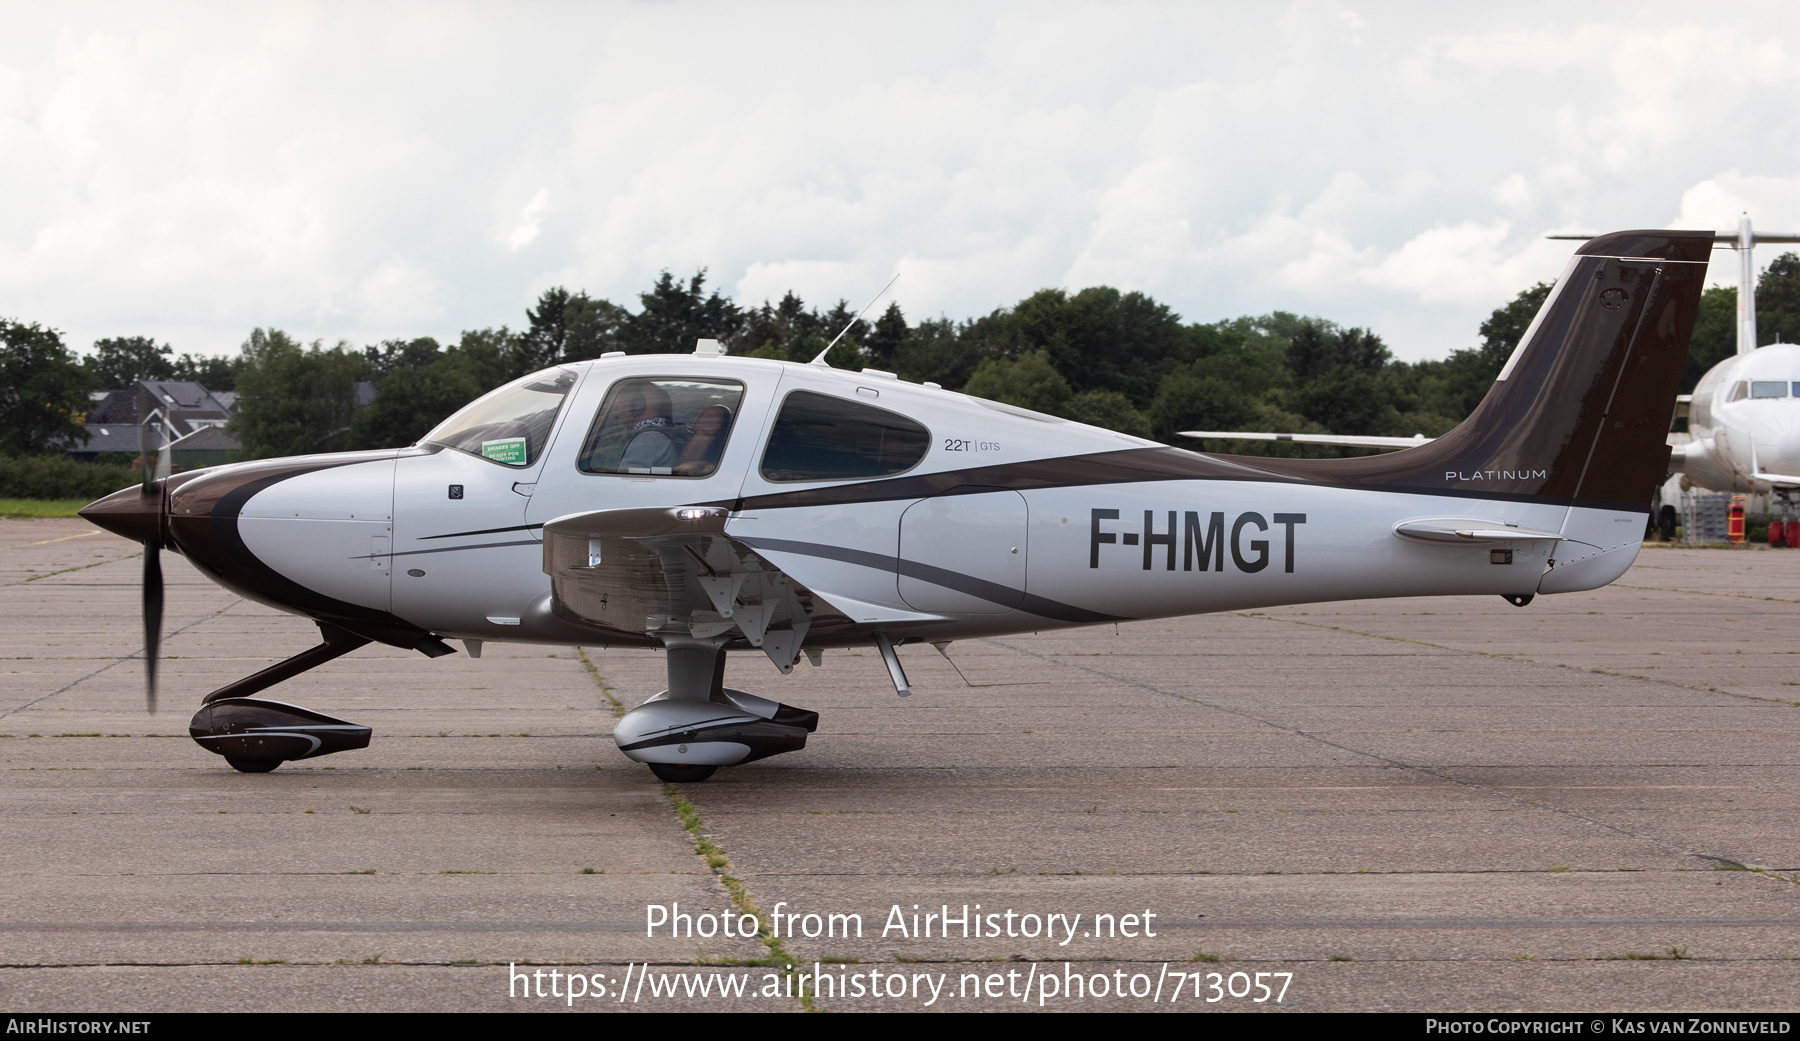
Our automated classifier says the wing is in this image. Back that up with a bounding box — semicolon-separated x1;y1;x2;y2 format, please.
1178;430;1434;450
541;506;854;672
1749;438;1800;489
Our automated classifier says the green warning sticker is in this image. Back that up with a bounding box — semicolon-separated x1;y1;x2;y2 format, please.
480;437;528;465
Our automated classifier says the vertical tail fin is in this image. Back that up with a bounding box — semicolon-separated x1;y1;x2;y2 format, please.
1271;230;1712;510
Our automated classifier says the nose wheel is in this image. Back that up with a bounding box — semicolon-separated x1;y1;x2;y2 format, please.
225;757;282;774
647;762;716;783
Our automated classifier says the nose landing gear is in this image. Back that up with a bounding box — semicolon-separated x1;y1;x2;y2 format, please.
190;698;372;772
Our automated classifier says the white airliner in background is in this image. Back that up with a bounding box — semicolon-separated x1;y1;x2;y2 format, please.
1191;216;1800;507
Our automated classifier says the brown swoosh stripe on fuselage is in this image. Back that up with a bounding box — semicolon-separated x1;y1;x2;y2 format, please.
725;446;1654;515
166;453;435;650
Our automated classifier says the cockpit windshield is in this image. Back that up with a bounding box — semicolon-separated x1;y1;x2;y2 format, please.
1752;381;1789;399
423;369;577;467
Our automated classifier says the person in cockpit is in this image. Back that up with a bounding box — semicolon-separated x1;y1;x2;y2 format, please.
676;404;734;476
615;383;681;473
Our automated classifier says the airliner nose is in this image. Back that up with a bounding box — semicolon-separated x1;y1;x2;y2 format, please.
78;484;163;545
1757;414;1800;476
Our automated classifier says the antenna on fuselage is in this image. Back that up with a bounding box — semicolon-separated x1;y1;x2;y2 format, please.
1552;216;1800;356
808;272;900;368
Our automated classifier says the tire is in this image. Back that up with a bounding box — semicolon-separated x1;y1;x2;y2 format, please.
648;762;716;783
225;757;282;773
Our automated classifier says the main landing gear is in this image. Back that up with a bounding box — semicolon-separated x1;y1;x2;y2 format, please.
612;640;819;783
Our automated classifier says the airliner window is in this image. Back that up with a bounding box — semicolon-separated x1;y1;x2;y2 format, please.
1730;381;1749;402
760;390;929;482
578;377;746;477
424;368;576;467
1752;381;1788;399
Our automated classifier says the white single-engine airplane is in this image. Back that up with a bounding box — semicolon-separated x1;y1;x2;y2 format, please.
83;230;1710;782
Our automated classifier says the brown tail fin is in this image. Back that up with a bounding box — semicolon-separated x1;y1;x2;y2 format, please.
1263;230;1713;511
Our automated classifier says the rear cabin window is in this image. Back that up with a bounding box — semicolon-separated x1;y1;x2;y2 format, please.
578;377;746;477
424;368;576;467
759;390;930;482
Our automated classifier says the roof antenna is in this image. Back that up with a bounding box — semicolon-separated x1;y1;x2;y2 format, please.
809;272;899;367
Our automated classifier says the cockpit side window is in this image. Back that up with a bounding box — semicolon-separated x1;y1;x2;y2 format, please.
759;390;930;482
578;377;746;477
1730;381;1750;402
424;368;576;467
1752;381;1789;399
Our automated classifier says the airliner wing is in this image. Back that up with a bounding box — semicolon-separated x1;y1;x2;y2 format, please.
1748;440;1800;488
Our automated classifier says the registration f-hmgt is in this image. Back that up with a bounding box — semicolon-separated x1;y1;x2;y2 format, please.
83;230;1710;781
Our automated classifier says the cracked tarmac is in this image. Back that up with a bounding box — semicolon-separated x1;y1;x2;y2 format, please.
2;519;1798;1012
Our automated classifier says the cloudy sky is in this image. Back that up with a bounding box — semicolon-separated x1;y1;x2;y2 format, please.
5;1;1800;363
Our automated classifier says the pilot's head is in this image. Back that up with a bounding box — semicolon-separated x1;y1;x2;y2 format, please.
615;383;673;429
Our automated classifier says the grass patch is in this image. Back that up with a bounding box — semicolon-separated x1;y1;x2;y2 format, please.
349;806;371;814
1605;946;1692;961
1189;948;1221;963
666;786;815;1010
576;647;814;1008
577;648;627;716
1329;955;1354;962
235;958;288;965
0;499;89;519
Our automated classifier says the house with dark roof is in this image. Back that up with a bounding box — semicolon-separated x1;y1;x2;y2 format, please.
71;380;241;468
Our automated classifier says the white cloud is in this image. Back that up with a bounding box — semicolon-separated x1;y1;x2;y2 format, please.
3;3;1800;362
505;189;549;253
355;256;442;328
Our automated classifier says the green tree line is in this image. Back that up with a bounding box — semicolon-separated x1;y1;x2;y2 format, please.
7;255;1800;469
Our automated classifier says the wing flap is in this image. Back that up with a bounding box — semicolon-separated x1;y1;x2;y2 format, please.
542;506;851;669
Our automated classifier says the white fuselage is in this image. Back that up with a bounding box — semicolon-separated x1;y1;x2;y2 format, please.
221;355;1642;651
1678;343;1800;493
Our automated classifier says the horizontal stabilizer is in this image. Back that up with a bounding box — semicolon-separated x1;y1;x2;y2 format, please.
1393;518;1564;544
1181;431;1433;450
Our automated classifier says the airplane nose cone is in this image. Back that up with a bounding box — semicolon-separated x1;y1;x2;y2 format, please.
78;484;163;545
1773;427;1800;473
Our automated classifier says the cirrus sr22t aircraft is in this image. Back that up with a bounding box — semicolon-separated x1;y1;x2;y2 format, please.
84;230;1709;782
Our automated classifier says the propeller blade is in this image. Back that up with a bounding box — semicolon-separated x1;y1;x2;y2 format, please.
143;543;162;714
